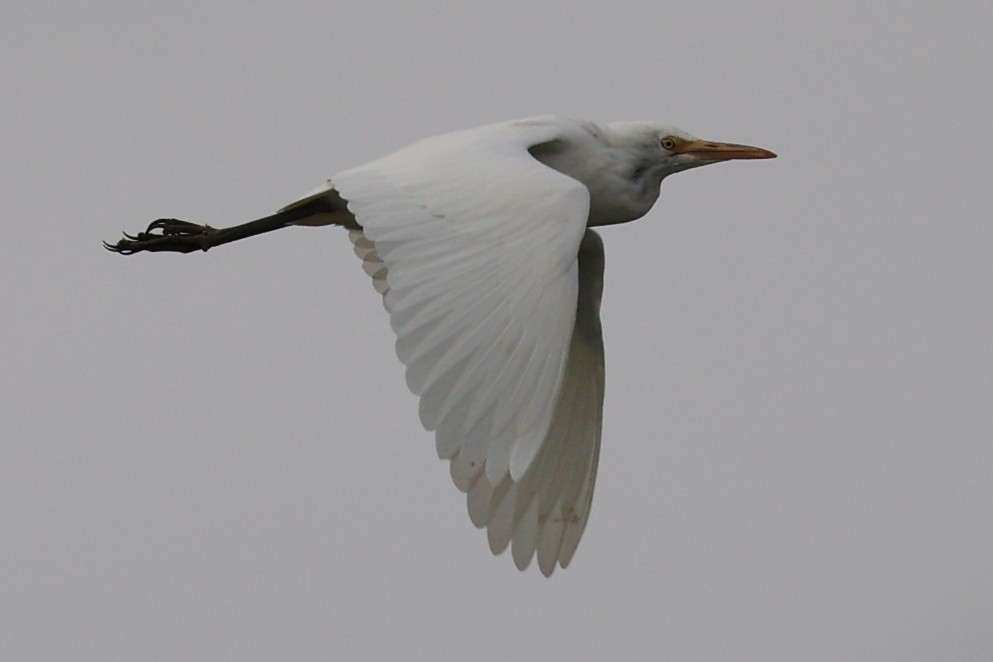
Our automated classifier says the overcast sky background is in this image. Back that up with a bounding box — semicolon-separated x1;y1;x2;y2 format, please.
3;2;992;660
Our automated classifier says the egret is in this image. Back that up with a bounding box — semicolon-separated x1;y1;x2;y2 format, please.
106;116;775;576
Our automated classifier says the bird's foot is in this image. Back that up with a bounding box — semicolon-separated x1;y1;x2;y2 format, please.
104;219;218;254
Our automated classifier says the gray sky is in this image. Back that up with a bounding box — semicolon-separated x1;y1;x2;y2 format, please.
3;1;992;660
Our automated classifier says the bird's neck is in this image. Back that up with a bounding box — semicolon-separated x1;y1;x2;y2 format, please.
585;169;663;227
532;140;664;227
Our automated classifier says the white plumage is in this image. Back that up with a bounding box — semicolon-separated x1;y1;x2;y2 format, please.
110;116;775;575
330;121;599;576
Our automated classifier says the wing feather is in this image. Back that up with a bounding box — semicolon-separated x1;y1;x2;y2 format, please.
329;120;606;574
468;231;606;575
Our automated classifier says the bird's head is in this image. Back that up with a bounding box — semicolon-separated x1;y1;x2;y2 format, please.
605;122;777;179
567;121;777;225
527;118;776;226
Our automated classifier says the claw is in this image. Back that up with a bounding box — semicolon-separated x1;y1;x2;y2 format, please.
103;218;216;255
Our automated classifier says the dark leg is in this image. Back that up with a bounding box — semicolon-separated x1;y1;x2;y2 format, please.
104;196;343;255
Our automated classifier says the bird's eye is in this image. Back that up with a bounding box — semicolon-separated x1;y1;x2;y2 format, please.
660;137;677;150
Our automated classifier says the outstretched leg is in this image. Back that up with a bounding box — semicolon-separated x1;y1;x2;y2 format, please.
105;214;292;254
104;195;351;255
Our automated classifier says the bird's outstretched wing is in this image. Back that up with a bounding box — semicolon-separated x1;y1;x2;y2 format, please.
322;119;604;573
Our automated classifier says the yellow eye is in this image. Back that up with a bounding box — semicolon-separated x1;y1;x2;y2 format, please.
660;137;677;150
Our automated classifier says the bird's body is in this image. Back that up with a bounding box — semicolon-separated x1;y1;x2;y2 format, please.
107;116;775;576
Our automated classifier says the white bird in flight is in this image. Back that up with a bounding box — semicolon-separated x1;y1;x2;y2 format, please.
107;116;775;576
